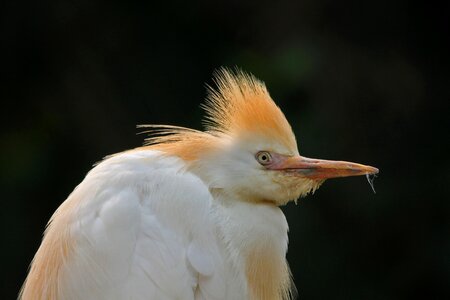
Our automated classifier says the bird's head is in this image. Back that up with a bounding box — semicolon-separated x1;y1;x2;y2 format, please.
143;68;378;205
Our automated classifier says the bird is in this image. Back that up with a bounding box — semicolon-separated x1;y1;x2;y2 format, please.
20;68;378;300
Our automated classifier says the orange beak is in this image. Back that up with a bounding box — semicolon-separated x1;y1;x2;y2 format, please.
271;155;379;180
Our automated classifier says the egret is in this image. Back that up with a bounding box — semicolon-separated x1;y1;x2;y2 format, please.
21;68;378;300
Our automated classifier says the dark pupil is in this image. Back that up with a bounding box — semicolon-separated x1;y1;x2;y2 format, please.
261;155;267;161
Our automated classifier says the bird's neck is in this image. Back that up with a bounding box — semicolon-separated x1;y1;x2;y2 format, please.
214;194;293;300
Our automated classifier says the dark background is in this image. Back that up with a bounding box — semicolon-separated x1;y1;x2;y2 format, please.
2;0;449;299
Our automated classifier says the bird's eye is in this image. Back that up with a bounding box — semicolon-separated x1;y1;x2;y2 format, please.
256;151;272;165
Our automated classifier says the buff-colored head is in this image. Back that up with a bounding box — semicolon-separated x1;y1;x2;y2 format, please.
143;68;378;205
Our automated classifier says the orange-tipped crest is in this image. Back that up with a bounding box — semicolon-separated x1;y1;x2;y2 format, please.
204;68;297;152
141;68;297;160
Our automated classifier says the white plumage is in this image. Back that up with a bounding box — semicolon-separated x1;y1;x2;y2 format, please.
24;149;289;299
58;150;237;299
21;69;378;300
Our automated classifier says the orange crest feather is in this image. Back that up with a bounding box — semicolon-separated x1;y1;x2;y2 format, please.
203;68;297;152
141;68;297;160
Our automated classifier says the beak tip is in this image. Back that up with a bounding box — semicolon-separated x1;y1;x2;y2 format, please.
370;167;379;175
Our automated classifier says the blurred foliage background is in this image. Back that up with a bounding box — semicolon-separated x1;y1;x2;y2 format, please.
1;0;449;299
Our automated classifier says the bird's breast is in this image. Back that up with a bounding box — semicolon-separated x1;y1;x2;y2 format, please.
214;199;292;300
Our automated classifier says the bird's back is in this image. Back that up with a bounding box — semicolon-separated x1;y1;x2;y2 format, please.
21;150;237;300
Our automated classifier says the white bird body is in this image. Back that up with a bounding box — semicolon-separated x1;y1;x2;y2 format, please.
23;149;288;299
21;69;378;300
60;150;228;300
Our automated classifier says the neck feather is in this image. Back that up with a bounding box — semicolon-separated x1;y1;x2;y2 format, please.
218;199;294;300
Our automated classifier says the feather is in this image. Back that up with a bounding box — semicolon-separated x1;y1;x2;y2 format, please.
203;68;297;152
137;68;298;161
